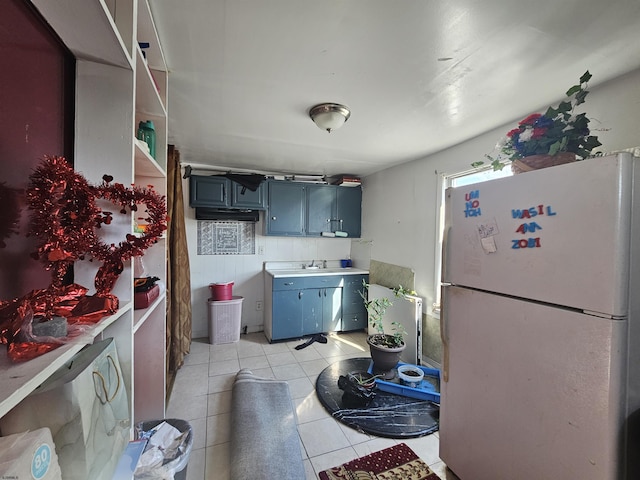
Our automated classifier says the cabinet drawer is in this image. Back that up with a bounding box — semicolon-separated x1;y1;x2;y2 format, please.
342;311;367;331
343;274;368;290
305;275;342;289
272;277;305;291
343;294;366;314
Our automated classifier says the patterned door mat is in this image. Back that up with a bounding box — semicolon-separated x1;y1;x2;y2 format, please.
319;442;441;480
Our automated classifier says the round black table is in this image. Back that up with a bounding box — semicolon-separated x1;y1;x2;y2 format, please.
315;357;439;438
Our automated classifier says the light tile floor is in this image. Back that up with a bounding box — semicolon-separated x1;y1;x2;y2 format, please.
166;331;458;480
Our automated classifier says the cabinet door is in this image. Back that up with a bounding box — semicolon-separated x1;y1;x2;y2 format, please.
336;186;362;237
323;287;342;332
272;290;303;340
266;182;305;236
231;181;267;209
189;175;229;207
306;185;335;236
302;288;323;335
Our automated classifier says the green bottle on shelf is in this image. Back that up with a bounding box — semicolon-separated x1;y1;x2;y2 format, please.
136;120;156;159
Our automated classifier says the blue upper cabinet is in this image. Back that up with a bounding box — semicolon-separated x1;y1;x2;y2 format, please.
189;175;228;207
266;181;306;236
264;180;363;237
306;185;335;236
336;186;362;238
305;184;362;238
189;175;267;209
231;180;267;209
265;180;362;238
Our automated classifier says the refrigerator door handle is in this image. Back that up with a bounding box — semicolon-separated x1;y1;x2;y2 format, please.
440;286;450;382
441;225;451;282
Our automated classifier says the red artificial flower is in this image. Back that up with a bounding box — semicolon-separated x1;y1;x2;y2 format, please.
531;127;547;139
506;128;521;138
519;113;542;126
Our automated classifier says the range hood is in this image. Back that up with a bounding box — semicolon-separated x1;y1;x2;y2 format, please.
195;207;260;222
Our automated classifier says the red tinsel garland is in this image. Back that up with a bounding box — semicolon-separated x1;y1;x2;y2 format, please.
25;156;167;293
91;176;168;294
26;156;101;286
2;156;169;362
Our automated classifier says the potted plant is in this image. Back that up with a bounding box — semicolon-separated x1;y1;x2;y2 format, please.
360;281;416;378
472;70;602;174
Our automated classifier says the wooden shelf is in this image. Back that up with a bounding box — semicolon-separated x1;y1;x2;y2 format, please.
2;0;169;438
135;139;165;177
0;302;132;418
31;0;132;68
133;290;166;333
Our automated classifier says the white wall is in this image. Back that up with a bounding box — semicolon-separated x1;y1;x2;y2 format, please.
182;190;352;338
361;68;640;312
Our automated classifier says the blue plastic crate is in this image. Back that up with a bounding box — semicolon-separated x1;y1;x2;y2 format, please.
367;361;441;403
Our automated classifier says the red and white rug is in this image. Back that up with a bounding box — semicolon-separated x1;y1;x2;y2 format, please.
318;442;441;480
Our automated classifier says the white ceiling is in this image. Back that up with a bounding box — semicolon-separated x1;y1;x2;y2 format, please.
149;0;640;178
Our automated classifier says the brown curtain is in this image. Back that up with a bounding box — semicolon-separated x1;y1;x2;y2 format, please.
166;145;192;396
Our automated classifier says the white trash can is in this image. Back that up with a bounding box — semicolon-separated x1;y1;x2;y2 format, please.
208;296;243;344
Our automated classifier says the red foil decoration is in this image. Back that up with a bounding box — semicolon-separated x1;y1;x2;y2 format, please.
1;156;168;362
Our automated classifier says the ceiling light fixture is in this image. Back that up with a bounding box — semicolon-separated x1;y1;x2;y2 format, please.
309;103;351;133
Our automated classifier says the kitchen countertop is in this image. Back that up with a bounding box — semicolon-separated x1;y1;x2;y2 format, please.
266;267;369;278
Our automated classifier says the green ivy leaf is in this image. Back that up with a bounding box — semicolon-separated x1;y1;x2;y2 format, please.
566;84;582;96
584;136;602;150
580;70;592;84
575;89;588;105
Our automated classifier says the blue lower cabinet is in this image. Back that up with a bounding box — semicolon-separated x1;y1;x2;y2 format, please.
322;287;342;332
272;290;303;340
301;287;342;335
269;274;366;341
302;289;323;335
342;274;368;331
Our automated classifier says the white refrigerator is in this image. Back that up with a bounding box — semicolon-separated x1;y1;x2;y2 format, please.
440;153;640;480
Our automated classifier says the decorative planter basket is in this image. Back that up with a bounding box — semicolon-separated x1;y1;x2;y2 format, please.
511;152;576;174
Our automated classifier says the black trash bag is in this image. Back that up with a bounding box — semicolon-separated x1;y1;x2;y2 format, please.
224;173;266;192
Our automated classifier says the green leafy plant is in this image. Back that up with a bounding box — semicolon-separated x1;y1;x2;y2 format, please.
346;371;383;387
473;71;602;171
359;280;416;348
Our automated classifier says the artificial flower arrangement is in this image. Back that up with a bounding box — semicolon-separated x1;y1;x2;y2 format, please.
473;71;602;171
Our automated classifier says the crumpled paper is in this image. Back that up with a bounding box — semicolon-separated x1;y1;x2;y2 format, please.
134;422;190;480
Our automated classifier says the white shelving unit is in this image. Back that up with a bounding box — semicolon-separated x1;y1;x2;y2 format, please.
0;0;168;433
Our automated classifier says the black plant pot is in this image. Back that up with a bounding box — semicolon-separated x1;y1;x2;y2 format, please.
367;334;406;380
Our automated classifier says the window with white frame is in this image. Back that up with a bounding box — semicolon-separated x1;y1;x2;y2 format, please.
432;166;512;315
